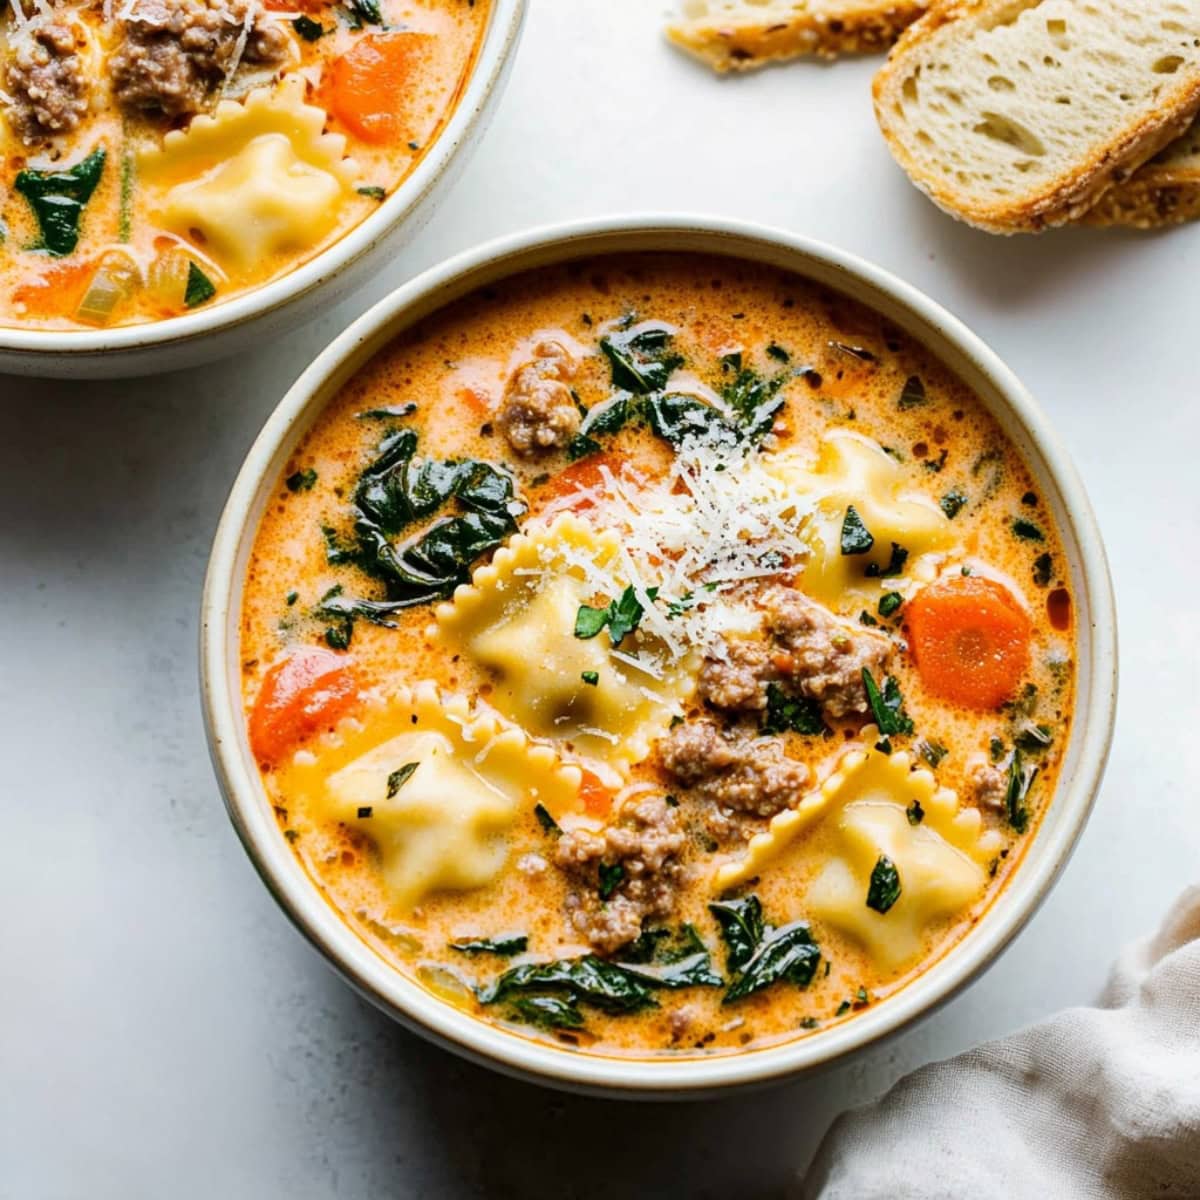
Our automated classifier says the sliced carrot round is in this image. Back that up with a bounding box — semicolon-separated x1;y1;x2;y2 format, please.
248;646;360;765
905;575;1032;710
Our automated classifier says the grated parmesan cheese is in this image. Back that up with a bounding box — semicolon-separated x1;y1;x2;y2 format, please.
536;429;815;672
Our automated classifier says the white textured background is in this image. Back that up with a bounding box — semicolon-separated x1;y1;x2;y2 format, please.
3;3;1199;1196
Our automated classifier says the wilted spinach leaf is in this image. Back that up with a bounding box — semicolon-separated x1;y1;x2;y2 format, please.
721;366;786;443
863;669;915;736
449;934;528;957
709;896;765;974
616;925;723;989
599;326;684;394
320;429;523;635
717;907;822;1005
16;146;106;256
507;994;585;1030
478;956;657;1014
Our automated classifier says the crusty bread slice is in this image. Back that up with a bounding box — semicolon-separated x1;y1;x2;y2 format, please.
873;0;1200;233
667;0;928;72
1083;116;1200;228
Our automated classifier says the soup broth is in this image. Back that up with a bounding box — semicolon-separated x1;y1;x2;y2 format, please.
241;253;1075;1058
0;0;489;330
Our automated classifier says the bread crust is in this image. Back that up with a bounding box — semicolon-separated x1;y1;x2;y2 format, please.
873;0;1200;234
667;1;927;72
1083;168;1200;230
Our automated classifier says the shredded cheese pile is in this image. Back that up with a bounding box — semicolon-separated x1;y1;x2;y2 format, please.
540;431;814;665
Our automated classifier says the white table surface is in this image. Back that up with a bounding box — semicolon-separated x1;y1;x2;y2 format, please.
4;3;1198;1195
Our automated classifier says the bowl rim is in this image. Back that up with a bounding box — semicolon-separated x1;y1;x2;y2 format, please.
200;214;1118;1096
0;0;526;357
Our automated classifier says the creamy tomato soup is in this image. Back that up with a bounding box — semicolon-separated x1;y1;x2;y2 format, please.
241;254;1075;1058
0;0;488;330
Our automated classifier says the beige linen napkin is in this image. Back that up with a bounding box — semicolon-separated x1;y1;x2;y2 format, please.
802;889;1200;1199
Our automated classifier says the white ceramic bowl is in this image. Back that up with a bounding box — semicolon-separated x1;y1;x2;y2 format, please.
0;0;526;380
201;216;1118;1098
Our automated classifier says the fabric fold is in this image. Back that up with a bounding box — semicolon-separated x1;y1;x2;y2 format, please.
801;889;1200;1199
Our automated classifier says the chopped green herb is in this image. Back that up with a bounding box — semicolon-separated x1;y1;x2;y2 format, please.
356;402;417;421
917;740;947;768
906;799;925;825
574;585;657;646
598;863;625;901
859;611;879;627
1033;552;1053;587
285;590;299;606
990;736;1006;763
862;669;914;736
580;670;599;686
940;490;968;519
855;987;871;1007
1014;724;1054;752
766;342;790;362
1008;682;1039;716
865;543;909;579
15;146;106;256
840;505;875;555
1004;749;1037;833
386;762;419;798
835;1000;851;1017
534;803;560;835
357;806;373;819
292;14;324;39
324;625;351;651
875;737;893;755
1012;518;1045;542
357;185;386;201
183;261;217;308
574;603;610;638
923;449;949;473
348;0;383;23
866;855;902;913
760;682;825;736
799;1016;821;1030
878;591;903;618
898;375;927;409
449;934;528;956
286;468;317;492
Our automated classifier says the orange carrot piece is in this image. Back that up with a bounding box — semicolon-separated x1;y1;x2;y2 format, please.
578;770;615;818
248;646;360;764
326;33;434;145
12;258;96;319
538;455;617;512
905;575;1032;710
